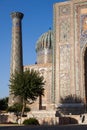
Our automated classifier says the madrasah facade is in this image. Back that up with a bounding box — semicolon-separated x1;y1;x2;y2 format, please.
9;0;87;123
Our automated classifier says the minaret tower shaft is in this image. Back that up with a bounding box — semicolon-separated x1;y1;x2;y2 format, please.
10;12;24;75
9;12;24;106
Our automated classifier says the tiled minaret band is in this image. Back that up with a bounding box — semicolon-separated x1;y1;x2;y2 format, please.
9;12;24;106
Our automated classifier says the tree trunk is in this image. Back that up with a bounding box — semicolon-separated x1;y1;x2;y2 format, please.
20;98;26;124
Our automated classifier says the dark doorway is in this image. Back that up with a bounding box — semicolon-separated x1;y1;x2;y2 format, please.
84;47;87;104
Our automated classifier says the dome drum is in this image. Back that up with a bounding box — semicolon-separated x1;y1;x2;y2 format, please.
37;48;52;64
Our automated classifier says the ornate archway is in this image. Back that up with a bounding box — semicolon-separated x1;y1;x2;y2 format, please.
84;47;87;104
81;43;87;105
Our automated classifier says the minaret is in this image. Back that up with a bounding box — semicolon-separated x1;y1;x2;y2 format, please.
9;12;24;106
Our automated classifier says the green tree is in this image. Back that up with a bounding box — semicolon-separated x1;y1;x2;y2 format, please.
9;69;45;116
0;97;8;111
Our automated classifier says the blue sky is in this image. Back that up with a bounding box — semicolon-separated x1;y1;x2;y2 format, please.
0;0;67;98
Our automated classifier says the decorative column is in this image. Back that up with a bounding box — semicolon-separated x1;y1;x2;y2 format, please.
9;12;24;106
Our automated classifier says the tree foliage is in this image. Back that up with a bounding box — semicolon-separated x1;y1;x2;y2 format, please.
0;97;8;110
9;69;45;116
60;94;84;104
23;118;39;125
7;103;30;113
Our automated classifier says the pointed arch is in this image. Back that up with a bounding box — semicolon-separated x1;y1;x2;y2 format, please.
81;43;87;104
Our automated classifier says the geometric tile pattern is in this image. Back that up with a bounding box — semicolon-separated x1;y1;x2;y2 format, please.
10;13;23;76
80;14;87;48
60;18;70;42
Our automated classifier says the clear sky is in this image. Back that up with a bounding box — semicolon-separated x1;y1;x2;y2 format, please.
0;0;67;98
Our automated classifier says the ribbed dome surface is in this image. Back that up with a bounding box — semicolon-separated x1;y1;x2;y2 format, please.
36;30;53;52
36;30;53;64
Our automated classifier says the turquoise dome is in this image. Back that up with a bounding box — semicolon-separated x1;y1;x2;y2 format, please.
35;30;54;64
36;30;53;52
